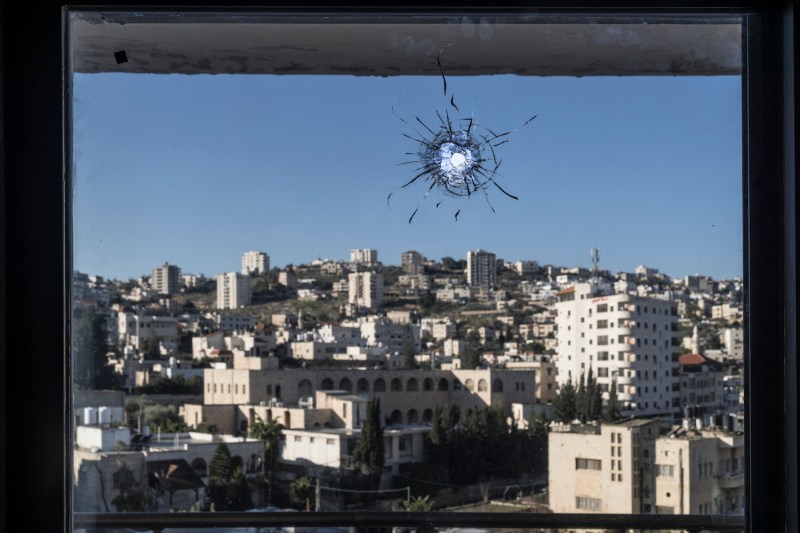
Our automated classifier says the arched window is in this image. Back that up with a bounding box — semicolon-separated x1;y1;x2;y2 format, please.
191;458;207;478
321;377;334;390
407;409;419;423
391;378;403;392
239;419;249;433
422;408;434;423
478;379;488;392
465;379;474;392
357;378;369;394
298;379;313;398
438;378;449;391
407;378;418;391
339;378;353;392
390;410;403;425
493;378;504;392
374;378;386;392
423;378;434;391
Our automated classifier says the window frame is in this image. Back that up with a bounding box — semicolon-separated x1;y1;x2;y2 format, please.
2;2;797;532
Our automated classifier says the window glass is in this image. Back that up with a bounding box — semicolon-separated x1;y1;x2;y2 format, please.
68;10;744;528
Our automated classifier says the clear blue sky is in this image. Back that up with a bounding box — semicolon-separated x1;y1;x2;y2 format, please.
72;72;742;280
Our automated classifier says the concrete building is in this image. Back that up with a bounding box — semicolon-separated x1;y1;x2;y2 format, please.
117;311;178;353
348;272;384;309
515;260;540;276
720;328;744;361
548;418;744;517
549;419;661;515
241;250;269;275
466;249;497;288
151;262;181;295
185;364;540;435
216;272;251;309
350;248;378;265
678;353;725;416
555;282;680;417
401;250;425;275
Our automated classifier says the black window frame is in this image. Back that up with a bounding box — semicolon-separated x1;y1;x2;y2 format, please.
2;2;797;532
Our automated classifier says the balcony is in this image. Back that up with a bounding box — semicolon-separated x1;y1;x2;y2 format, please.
718;471;745;489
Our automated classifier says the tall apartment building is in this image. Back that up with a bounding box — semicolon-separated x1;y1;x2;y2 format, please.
348;272;384;309
350;248;378;265
548;419;744;516
151;262;181;295
466;249;497;288
555;282;680;417
401;250;425;275
216;272;252;309
241;250;269;275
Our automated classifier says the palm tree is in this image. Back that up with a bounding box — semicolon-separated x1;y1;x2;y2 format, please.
248;414;283;505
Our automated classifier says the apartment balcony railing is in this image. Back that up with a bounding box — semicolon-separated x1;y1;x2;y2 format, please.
73;511;746;532
718;471;745;489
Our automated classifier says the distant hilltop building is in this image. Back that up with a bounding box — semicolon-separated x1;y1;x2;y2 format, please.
151;262;181;295
216;272;251;309
242;250;269;275
466;249;497;288
348;272;384;309
350;249;378;266
400;250;424;275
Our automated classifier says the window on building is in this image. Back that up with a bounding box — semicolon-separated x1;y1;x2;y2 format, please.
576;458;602;470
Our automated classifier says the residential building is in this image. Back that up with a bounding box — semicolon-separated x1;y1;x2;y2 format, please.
548;419;744;517
401;250;425;275
555;282;680;417
515;260;540;276
151;262;181;295
720;328;744;361
348;272;384;309
466;249;497;288
350;248;378;265
241;250;269;275
678;353;725;416
216;272;251;309
117;311;178;353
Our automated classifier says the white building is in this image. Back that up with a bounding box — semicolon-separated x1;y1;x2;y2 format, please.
151;262;181;295
401;250;425;275
350;248;378;265
466;249;497;288
515;260;539;276
555;282;680;417
216;272;252;309
117;311;179;353
241;250;269;275
348;272;384;309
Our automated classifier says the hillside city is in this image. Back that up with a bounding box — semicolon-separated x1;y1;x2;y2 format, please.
72;248;745;521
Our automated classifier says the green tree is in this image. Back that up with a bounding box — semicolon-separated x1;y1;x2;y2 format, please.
141;337;162;359
353;398;385;483
111;463;153;512
225;467;253;511
460;344;481;370
73;305;118;390
249;415;283;505
206;451;253;511
553;381;577;423
603;378;621;422
289;476;315;510
401;494;434;511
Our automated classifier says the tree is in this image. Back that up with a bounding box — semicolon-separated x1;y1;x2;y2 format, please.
111;463;153;512
207;442;253;511
353;398;385;483
249;415;283;505
576;373;587;420
402;494;434;511
73;305;119;390
141;337;162;359
603;379;621;422
553;381;577;423
289;476;315;510
460;344;481;370
402;324;419;369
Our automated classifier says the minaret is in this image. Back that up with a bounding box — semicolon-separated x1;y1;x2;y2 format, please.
691;325;700;354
